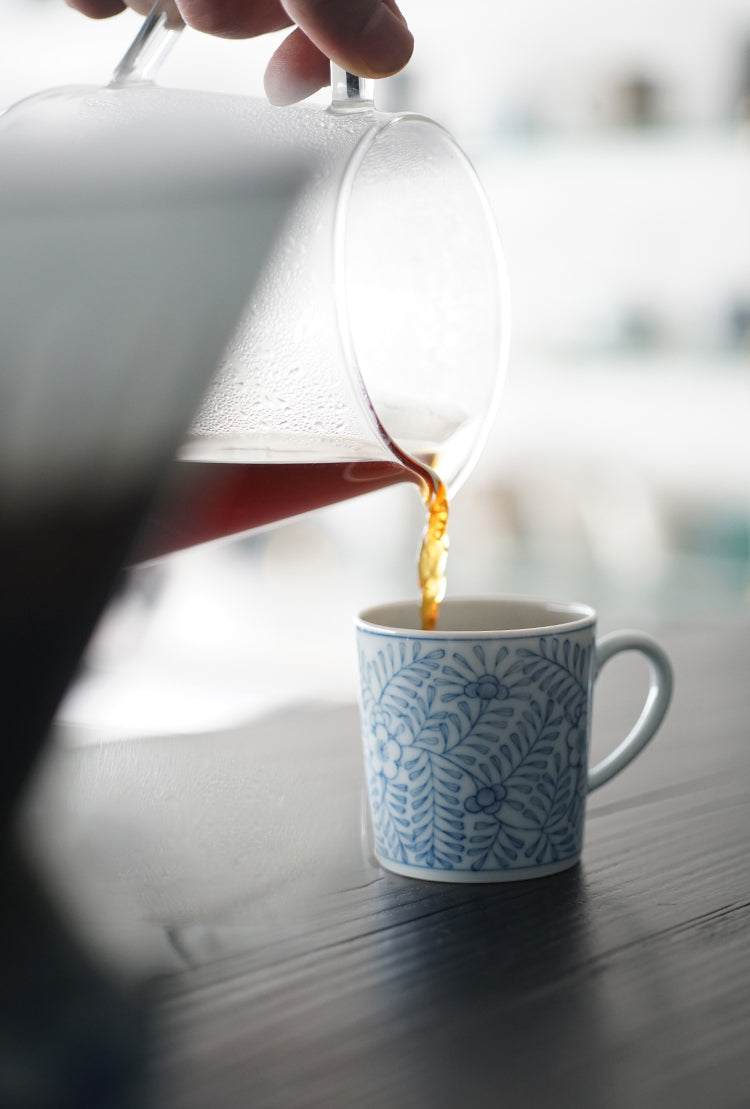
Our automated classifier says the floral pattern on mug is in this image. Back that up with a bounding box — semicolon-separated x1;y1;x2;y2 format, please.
358;634;593;875
368;709;404;780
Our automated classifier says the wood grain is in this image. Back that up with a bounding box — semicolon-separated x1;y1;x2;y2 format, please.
144;620;750;1109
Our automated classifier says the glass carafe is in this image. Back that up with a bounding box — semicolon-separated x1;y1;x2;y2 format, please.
2;3;510;563
141;61;512;555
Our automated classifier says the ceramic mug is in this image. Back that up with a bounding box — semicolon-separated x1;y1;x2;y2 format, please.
356;597;673;882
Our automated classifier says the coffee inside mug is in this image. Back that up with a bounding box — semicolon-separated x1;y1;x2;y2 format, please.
359;597;595;634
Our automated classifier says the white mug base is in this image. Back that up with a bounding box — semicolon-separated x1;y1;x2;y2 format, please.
374;854;580;883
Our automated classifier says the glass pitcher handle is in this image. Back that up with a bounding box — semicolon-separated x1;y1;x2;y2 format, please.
330;64;375;111
109;0;184;88
109;3;376;109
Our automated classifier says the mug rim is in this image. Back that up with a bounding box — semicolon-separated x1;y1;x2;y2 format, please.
357;594;596;637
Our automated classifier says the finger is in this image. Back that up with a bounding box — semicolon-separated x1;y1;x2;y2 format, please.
175;0;293;40
264;26;329;105
65;0;127;18
281;0;413;79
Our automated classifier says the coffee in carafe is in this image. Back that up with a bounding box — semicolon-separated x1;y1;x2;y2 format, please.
136;445;450;630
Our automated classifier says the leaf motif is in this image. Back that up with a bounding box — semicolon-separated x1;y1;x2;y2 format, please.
500;699;564;811
373;644;445;705
463;741;490;756
527;795;548;814
393;748;473;869
494;844;518;864
506;638;590;724
370;779;407;862
436;849;463;866
440;764;463;780
440;665;468;681
485;706;515;719
435;799;463;820
549;800;569;823
388;694;410;709
452;753;476;767
472;727;509;742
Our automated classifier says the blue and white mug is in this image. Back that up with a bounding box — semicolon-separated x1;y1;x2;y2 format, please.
356;597;673;882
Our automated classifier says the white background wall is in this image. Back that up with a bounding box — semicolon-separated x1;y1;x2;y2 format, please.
3;0;749;128
2;0;748;734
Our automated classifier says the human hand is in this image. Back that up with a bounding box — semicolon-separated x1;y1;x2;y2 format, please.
65;0;414;105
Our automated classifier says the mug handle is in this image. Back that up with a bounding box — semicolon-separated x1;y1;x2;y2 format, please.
588;631;673;793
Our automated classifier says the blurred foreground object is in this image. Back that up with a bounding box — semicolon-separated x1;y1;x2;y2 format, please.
0;58;309;1108
0;77;308;824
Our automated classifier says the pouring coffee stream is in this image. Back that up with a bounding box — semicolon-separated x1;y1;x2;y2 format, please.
110;2;507;630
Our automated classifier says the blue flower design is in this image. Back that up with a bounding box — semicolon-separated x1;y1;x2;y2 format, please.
463;675;509;701
368;710;403;780
465;783;507;815
436;643;529;704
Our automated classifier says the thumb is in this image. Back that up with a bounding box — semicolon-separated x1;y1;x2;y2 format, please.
281;0;413;78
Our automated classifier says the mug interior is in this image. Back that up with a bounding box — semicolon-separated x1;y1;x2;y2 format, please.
358;596;595;635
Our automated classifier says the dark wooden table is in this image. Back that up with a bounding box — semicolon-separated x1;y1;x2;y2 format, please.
13;618;750;1108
